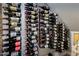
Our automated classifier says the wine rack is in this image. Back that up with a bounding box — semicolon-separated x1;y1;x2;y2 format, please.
2;3;21;56
2;3;10;56
0;3;71;56
25;3;39;56
39;5;50;48
49;13;58;49
24;3;70;56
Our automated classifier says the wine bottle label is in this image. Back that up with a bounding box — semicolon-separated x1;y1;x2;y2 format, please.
31;11;36;14
15;46;20;51
46;41;49;44
58;46;60;47
34;32;37;35
46;38;49;40
34;7;37;11
55;16;58;19
62;39;65;41
54;28;57;30
62;34;64;36
14;12;21;16
44;21;48;23
31;40;37;43
53;13;57;16
34;43;38;46
3;52;9;56
54;31;57;34
3;30;9;35
44;10;48;13
53;43;56;45
2;19;9;24
46;34;49;37
11;21;17;26
40;44;43;47
3;25;9;29
10;17;19;21
54;39;57;42
62;28;65;31
54;37;57;39
44;28;47;30
28;26;31;28
31;24;36;26
61;47;64;49
45;45;48;48
55;34;57;36
16;36;20;40
3;46;9;50
31;20;35;22
53;46;56;48
45;14;49;17
10;6;17;11
10;32;16;37
34;51;38;54
3;41;9;44
61;42;64;44
11;52;18;56
3;14;8;18
31;28;36;31
61;45;64;46
63;31;65;33
2;36;9;40
3;10;8;13
44;17;48;20
33;47;38;51
3;4;8;8
46;24;49;27
15;27;20;31
31;36;36;39
31;15;35;19
40;20;44;22
53;25;57;27
15;41;20;46
62;37;65;39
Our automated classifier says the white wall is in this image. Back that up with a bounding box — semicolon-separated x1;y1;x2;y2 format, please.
48;3;79;31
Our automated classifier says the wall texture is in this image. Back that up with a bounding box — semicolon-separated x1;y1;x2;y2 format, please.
48;3;79;31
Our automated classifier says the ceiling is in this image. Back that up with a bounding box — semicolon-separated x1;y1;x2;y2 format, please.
48;3;79;31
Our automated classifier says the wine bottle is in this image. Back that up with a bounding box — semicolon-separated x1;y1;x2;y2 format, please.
31;40;37;43
15;41;20;47
26;11;37;15
2;30;9;35
16;36;20;40
10;17;19;21
2;36;9;40
33;47;38;51
15;27;20;31
9;6;20;11
15;46;20;51
2;19;9;24
45;45;48;48
3;47;9;52
3;52;9;56
3;14;8;18
10;31;16;37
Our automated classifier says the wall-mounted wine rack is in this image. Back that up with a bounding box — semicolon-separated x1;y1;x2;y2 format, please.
25;3;39;56
0;3;70;56
25;3;70;56
1;3;21;56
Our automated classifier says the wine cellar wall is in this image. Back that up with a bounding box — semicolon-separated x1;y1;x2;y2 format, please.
0;3;71;56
